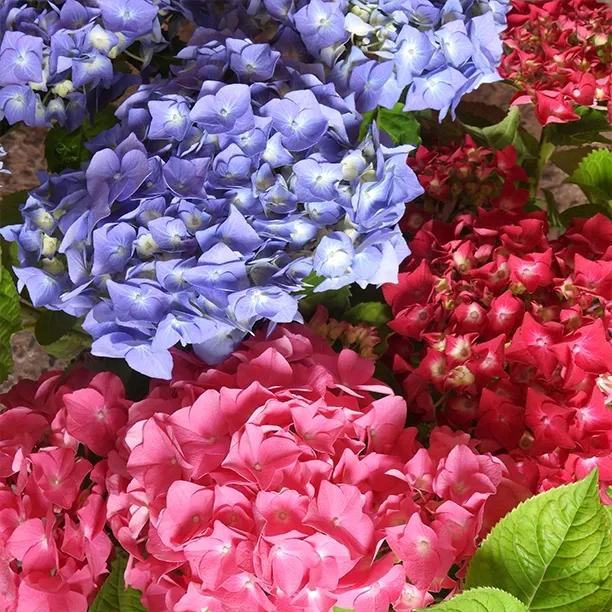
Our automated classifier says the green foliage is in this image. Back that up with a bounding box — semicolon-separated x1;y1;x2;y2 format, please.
298;273;352;319
45;106;117;172
359;105;421;146
35;310;80;345
567;148;612;213
547;107;612;146
0;189;28;226
15;302;90;364
377;105;421;146
0;251;21;383
466;471;612;612
456;101;507;127
343;302;392;329
422;588;528;612
30;309;89;362
460;106;538;161
559;203;604;226
90;556;145;612
462;106;520;149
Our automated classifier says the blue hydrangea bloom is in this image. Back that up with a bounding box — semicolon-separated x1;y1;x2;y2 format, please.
0;0;177;128
2;31;423;379
208;0;511;115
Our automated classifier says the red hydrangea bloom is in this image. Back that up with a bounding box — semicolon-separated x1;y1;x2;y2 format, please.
385;209;612;501
102;325;526;611
0;369;129;612
501;0;612;124
404;136;529;228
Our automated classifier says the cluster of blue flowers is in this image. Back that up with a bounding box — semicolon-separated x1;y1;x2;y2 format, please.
2;28;423;378
215;0;511;115
0;0;177;129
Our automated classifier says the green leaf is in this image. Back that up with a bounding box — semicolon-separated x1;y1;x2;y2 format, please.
376;105;421;146
0;257;21;383
559;204;605;226
547;107;612;146
358;109;376;140
297;272;352;319
456;101;507;128
45;124;86;172
45;106;117;172
299;286;352;319
34;310;80;346
19;306;89;363
358;105;421;146
89;556;145;612
42;331;89;361
343;302;392;329
541;188;563;229
462;106;520;150
0;189;28;226
466;471;612;612
567;149;612;211
421;588;528;612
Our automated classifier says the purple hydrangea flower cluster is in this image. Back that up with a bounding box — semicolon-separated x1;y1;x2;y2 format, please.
2;29;423;379
0;0;176;128
212;0;511;115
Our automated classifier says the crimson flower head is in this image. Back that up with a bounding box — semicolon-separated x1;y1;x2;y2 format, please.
386;202;612;501
501;0;611;124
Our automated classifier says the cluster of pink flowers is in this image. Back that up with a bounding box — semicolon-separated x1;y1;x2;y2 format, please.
0;369;128;611
501;0;611;124
103;325;531;611
0;325;530;611
404;136;529;223
385;204;612;500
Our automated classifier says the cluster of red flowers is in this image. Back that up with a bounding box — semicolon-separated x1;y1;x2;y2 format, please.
0;369;123;611
385;206;612;500
0;326;528;611
501;0;611;124
405;136;529;223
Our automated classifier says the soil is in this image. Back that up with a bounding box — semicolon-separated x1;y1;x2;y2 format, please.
0;82;596;391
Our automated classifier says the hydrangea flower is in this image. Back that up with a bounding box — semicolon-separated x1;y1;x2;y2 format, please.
385;202;612;500
101;325;526;611
0;0;176;128
501;0;612;124
0;325;528;610
209;0;511;115
404;136;529;225
2;30;422;379
0;367;122;611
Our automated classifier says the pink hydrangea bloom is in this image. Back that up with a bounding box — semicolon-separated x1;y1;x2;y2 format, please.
101;325;526;610
0;369;124;612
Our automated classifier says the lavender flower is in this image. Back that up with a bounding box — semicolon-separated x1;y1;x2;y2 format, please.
208;0;511;115
0;0;177;128
2;31;423;379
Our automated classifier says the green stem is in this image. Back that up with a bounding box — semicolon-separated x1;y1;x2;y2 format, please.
531;125;555;204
